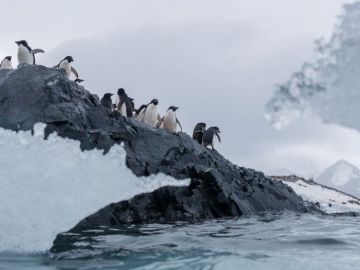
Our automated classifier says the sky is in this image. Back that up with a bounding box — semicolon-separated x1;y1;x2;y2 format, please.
1;0;358;177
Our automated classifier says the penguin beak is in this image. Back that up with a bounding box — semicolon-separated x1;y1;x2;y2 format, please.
15;41;20;45
174;107;179;111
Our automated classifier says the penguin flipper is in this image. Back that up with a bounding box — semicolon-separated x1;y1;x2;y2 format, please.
32;49;45;54
176;118;183;131
71;67;79;78
215;132;221;143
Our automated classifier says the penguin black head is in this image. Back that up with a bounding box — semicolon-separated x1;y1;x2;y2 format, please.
168;106;179;112
64;56;74;63
196;122;206;131
117;88;126;95
15;40;28;47
213;127;221;133
103;93;113;98
150;99;158;105
4;56;12;61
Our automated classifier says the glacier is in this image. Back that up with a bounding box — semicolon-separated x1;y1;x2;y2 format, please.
265;3;360;132
0;123;189;253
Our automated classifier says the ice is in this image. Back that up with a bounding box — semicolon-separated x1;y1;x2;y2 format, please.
0;123;190;253
265;3;360;132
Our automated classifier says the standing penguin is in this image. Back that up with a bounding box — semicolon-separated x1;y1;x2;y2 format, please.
142;99;161;127
53;56;83;82
15;40;44;65
192;122;207;144
116;88;134;117
158;106;183;133
100;93;114;112
203;127;221;150
0;56;13;70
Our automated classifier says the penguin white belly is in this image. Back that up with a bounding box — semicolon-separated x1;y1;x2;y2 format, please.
115;95;119;108
59;61;72;78
143;104;158;127
117;97;127;116
0;60;12;70
161;111;177;133
17;46;33;64
119;104;127;116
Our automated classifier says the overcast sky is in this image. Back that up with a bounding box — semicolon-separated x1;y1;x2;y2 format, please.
2;0;357;176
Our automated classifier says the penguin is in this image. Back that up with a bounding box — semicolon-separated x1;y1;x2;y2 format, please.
0;56;13;70
15;40;44;65
158;106;183;133
202;127;221;150
100;93;114;112
192;122;207;144
53;56;83;82
116;88;134;117
142;99;161;127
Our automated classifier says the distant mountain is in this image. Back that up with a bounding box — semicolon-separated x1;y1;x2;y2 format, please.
315;160;360;198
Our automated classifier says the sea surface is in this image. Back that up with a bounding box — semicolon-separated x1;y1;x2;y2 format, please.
1;213;359;270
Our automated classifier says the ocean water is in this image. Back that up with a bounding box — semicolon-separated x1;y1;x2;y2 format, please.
1;213;359;270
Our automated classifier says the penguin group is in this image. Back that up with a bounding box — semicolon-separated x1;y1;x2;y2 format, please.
1;40;83;83
100;88;183;134
1;40;222;151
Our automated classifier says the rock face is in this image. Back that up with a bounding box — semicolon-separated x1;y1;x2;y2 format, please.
0;65;313;241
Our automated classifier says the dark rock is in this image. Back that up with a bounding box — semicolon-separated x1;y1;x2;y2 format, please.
0;65;316;250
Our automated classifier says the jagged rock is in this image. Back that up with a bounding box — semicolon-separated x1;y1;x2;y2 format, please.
0;65;316;251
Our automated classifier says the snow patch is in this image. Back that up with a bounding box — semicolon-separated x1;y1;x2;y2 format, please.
272;176;360;214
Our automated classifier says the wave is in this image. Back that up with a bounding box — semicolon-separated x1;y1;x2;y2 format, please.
0;124;189;253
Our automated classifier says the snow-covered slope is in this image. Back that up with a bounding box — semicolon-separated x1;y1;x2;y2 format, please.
265;3;360;132
0;124;189;253
271;176;360;214
316;160;360;198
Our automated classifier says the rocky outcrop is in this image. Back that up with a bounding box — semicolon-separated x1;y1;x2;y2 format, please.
0;65;315;246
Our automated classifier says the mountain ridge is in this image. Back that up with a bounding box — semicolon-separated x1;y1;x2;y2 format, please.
316;159;360;198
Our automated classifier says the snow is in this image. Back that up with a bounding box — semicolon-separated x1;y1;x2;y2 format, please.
0;124;190;253
316;160;360;197
273;176;360;214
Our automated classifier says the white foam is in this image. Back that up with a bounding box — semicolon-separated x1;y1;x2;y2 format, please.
0;124;190;253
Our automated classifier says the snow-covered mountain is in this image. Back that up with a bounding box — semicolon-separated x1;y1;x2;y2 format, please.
315;160;360;198
271;175;360;214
